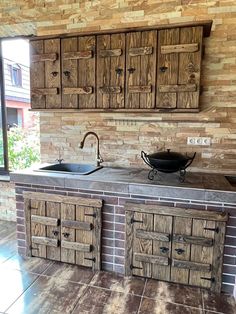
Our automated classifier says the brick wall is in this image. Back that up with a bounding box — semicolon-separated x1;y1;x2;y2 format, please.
0;1;233;173
15;183;236;295
0;181;16;221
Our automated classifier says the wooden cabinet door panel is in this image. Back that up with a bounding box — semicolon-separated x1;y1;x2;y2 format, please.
30;200;60;261
152;214;172;281
156;28;179;109
126;31;157;109
132;212;153;277
171;217;192;284
177;27;202;109
61;36;95;109
97;33;125;109
30;39;61;109
189;219;215;288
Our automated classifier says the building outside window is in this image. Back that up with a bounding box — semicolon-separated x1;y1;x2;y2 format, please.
10;64;22;87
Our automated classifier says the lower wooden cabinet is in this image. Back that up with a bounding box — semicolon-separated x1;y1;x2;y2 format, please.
125;203;228;293
24;192;102;271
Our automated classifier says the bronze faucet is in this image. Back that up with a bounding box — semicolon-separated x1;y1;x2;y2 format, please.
80;132;104;167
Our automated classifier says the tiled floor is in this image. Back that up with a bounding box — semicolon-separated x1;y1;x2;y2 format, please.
0;221;236;314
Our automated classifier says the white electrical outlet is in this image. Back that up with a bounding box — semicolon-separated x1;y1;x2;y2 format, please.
187;137;211;146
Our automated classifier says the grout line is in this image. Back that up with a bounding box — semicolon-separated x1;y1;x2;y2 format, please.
137;278;147;313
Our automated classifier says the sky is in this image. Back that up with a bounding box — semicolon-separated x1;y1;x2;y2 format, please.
2;39;30;66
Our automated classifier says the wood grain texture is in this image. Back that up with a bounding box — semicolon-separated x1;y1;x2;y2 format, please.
134;253;169;265
92;206;102;271
136;229;170;242
31;53;58;62
161;43;199;54
99;86;121;94
156;28;179;108
173;234;213;247
32;236;59;247
189;219;215;289
99;48;122;57
177;26;202;109
61;220;93;231
129;46;153;56
24;198;32;257
125;210;134;276
61;240;92;252
129;85;152;93
171;216;192;284
45;201;61;261
44;38;61;109
31;215;59;227
63;87;93;95
172;259;211;272
159;84;197;93
31;88;59;95
30;40;46;109
125;203;228;221
132;212;153;278
152;214;172;281
23;192;103;208
63;50;93;59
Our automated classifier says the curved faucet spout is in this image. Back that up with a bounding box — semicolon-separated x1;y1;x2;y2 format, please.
80;132;103;167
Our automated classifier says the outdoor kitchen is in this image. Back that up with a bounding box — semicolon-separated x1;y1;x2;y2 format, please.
0;1;236;314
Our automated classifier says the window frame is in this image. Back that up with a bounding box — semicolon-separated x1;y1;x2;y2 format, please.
0;39;9;174
10;63;22;87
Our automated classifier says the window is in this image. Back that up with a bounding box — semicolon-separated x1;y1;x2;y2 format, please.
10;64;22;87
0;40;8;174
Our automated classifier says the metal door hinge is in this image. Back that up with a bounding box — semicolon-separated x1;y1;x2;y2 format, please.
203;227;219;233
200;277;215;283
84;257;96;263
85;213;96;218
130;218;143;224
130;264;143;270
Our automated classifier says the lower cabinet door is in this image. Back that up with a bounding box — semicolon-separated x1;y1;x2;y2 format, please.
30;199;60;261
60;203;101;270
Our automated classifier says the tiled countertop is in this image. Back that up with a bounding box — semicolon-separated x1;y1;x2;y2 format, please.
10;166;236;203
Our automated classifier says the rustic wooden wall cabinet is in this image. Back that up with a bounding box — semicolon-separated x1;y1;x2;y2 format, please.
125;203;228;292
24;192;102;271
30;20;212;112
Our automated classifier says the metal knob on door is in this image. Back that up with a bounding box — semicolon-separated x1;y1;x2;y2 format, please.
160;247;169;253
127;67;135;74
175;248;185;255
115;68;123;75
63;70;71;77
62;232;70;238
159;66;168;72
52;230;59;236
51;71;58;77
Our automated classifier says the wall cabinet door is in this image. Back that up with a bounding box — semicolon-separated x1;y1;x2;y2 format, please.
156;27;202;110
30;39;61;109
97;33;125;109
24;192;102;271
125;203;227;293
126;31;157;109
61;36;96;109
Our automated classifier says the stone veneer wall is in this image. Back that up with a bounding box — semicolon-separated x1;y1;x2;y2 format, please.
0;1;235;173
15;183;236;295
0;181;16;221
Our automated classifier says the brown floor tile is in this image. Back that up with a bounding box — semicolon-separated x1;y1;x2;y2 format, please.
0;268;38;312
203;291;236;314
1;254;53;274
73;286;141;314
89;271;146;296
43;261;96;284
6;276;87;314
139;298;204;314
144;279;203;309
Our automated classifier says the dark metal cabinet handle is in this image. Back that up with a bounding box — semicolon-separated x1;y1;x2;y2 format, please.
175;248;185;255
62;232;70;238
160;247;169;253
51;71;58;77
128;67;135;74
52;230;59;236
204;227;219;233
201;277;215;283
84;257;96;262
85;213;96;218
159;66;168;72
130;218;143;224
63;70;71;77
115;68;123;75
